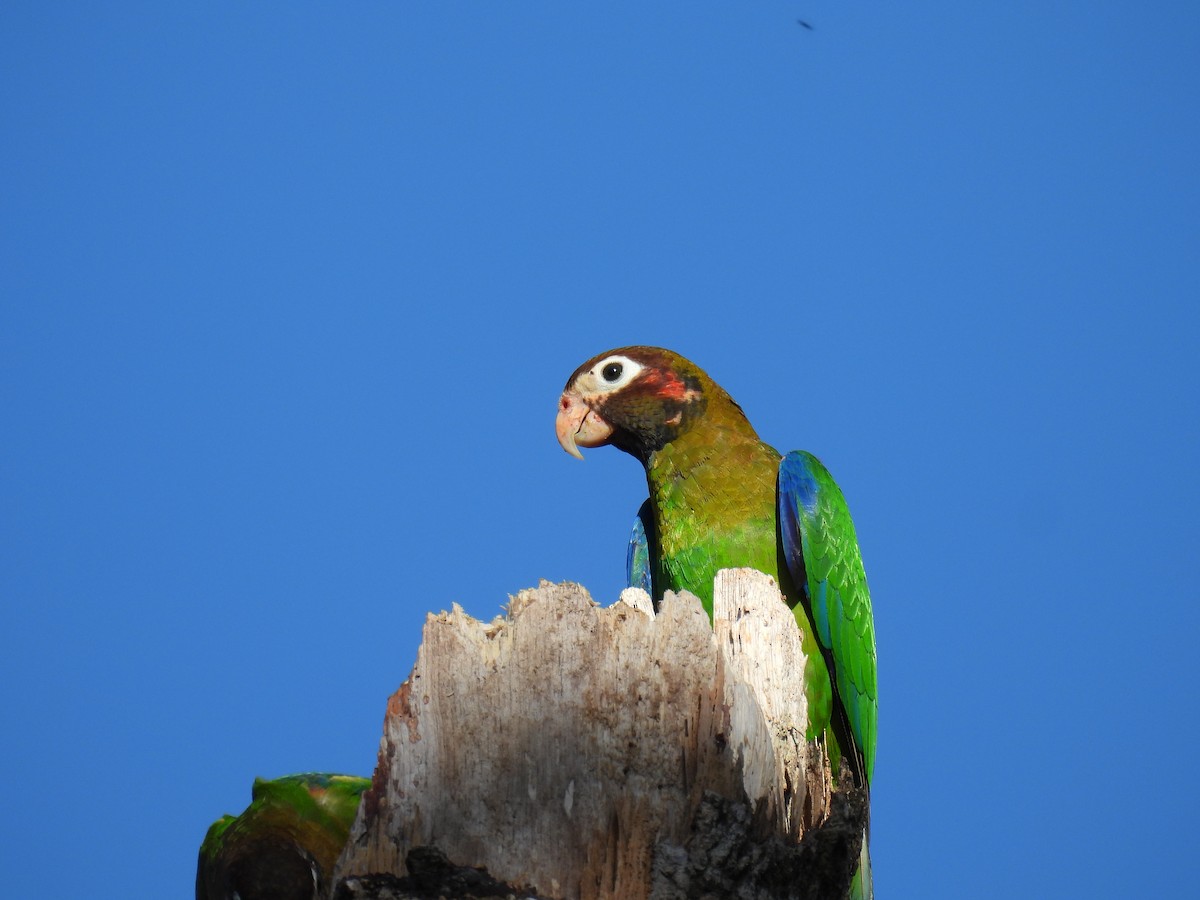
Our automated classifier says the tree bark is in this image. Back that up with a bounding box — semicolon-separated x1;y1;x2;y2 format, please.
331;569;866;900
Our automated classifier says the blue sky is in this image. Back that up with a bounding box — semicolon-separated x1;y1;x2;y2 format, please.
3;3;1197;897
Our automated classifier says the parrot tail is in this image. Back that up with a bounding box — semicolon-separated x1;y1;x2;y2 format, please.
849;832;873;900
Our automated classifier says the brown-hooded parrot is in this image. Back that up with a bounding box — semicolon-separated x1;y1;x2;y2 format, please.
196;772;369;900
555;346;877;899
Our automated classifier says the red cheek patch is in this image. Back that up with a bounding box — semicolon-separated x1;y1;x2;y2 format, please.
648;370;688;400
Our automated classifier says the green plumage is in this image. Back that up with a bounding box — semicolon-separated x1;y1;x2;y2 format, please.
559;346;877;899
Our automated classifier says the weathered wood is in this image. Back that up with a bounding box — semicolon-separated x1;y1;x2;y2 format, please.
333;569;861;900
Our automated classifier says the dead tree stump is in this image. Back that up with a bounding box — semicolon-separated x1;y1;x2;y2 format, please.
332;569;865;900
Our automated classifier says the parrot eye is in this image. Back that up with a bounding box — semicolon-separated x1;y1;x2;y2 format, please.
587;355;643;394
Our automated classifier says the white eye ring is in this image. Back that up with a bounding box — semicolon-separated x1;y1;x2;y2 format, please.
588;355;643;393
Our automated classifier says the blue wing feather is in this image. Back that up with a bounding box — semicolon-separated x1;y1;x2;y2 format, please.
626;499;654;595
778;457;836;645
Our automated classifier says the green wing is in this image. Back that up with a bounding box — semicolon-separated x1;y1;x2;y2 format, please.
778;451;877;783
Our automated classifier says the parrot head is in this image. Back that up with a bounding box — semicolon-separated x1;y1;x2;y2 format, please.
556;346;753;462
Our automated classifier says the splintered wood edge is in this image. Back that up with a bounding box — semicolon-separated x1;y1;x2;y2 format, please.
617;586;655;616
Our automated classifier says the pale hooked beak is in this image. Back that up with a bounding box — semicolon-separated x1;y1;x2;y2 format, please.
556;390;615;460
